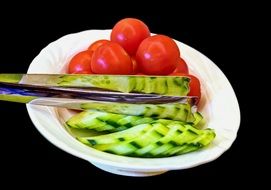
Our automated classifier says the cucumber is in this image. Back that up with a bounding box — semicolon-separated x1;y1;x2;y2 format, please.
66;110;202;132
162;127;215;156
0;74;23;83
94;123;169;155
78;123;153;145
80;101;195;122
134;123;182;156
66;110;154;132
77;122;215;158
133;77;145;92
166;77;190;96
56;75;134;93
0;94;36;103
54;75;190;96
192;112;204;126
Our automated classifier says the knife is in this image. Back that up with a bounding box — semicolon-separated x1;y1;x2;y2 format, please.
0;74;198;109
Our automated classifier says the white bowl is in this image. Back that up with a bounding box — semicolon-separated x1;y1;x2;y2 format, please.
26;30;240;176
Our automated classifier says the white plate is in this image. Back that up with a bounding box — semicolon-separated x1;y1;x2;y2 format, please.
26;30;240;176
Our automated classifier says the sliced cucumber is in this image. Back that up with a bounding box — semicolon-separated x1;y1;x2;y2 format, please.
80;101;195;122
56;75;190;96
78;122;215;158
66;110;154;132
66;110;202;132
78;123;152;146
162;128;215;156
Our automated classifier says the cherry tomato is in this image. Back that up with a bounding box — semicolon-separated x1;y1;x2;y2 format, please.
136;35;180;75
68;50;93;74
88;39;110;53
91;42;133;74
173;58;189;74
131;56;139;74
111;18;150;55
170;73;201;101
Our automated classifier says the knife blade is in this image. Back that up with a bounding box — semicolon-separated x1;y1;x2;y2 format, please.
0;81;197;104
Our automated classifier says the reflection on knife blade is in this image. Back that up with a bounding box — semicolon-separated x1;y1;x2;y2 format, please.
0;82;198;104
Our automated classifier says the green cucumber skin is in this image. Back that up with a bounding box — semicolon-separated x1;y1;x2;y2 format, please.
78;122;215;158
58;75;190;96
56;75;132;93
66;110;151;132
66;107;201;133
0;94;36;103
0;74;23;83
80;101;195;122
78;124;153;145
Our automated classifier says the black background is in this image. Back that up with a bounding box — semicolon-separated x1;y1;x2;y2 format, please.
0;5;249;188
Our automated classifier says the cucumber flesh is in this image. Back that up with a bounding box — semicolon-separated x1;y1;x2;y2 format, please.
56;75;190;96
66;110;154;132
80;101;195;122
67;110;202;132
78;123;153;145
78;122;215;158
95;123;169;155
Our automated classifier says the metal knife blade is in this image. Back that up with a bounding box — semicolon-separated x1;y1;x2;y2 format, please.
0;81;198;104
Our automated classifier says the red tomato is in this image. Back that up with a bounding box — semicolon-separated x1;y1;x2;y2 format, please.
136;35;180;75
91;42;133;74
68;51;93;74
170;73;201;101
88;39;110;53
111;18;150;55
131;56;139;74
136;73;146;75
173;58;189;74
